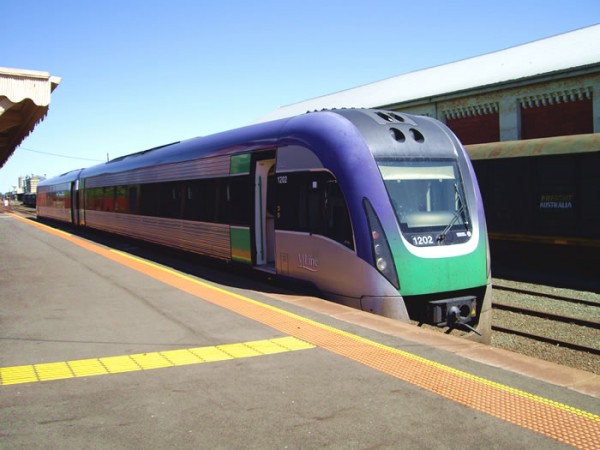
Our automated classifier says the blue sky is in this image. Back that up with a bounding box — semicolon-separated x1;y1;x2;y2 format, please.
1;0;599;192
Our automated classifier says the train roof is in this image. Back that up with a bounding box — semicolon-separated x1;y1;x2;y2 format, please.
55;109;461;183
465;133;600;160
37;168;84;187
78;117;288;180
258;25;600;122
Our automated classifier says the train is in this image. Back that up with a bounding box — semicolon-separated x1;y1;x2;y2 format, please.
466;133;600;248
22;193;37;207
37;108;492;342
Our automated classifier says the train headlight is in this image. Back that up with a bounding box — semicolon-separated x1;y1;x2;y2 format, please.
364;199;400;289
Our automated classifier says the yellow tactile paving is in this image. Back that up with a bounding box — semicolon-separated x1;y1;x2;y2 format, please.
7;213;600;449
189;346;234;362
218;343;262;359
34;362;74;381
159;349;201;366
100;355;142;374
130;352;174;370
1;365;37;385
69;358;108;377
0;337;315;386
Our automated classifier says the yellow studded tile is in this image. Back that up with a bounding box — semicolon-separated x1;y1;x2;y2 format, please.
35;362;73;381
245;339;291;355
1;365;38;385
218;343;261;358
69;358;109;377
130;352;173;370
100;355;140;373
160;349;203;366
189;346;234;362
271;336;316;351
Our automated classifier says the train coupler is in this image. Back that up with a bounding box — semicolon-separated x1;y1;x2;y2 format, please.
427;296;477;330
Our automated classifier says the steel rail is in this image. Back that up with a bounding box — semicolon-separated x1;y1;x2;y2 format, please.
492;325;600;356
493;284;600;307
492;302;600;329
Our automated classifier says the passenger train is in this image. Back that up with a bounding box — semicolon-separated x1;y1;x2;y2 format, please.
37;109;492;342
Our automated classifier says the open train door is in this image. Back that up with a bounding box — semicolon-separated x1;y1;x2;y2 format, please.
253;154;276;271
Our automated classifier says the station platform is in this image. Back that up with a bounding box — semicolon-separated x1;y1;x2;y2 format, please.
1;211;599;449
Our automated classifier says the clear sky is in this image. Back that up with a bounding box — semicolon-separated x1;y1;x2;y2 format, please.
1;0;599;192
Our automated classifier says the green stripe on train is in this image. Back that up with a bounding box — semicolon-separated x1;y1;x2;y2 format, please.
231;227;252;263
230;153;251;175
392;234;488;295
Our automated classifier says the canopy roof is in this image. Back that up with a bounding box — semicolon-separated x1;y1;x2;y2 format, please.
0;67;61;168
258;24;600;123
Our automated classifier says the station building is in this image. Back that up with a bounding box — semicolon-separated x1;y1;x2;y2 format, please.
260;24;600;145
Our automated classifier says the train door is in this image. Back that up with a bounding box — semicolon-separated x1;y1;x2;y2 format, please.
70;180;79;225
254;157;276;269
78;179;86;226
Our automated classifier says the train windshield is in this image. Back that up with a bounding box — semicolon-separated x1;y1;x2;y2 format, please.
378;159;471;246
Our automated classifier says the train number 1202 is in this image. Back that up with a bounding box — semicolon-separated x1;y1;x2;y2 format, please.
412;235;434;246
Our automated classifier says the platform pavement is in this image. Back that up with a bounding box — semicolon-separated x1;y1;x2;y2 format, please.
1;212;599;449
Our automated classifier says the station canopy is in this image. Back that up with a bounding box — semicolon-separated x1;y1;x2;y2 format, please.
0;67;61;168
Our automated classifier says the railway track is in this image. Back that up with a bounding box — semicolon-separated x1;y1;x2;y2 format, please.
494;284;600;308
492;282;600;357
3;204;36;218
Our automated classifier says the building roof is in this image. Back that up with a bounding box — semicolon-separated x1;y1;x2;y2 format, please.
258;24;600;123
0;67;61;168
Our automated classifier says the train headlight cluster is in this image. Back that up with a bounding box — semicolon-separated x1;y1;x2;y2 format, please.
364;199;399;289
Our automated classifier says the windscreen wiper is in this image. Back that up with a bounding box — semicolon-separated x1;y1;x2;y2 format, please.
436;184;469;244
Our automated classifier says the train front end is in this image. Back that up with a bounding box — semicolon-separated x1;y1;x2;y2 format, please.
377;155;491;338
334;110;492;342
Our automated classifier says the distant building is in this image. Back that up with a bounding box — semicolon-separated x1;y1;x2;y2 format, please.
260;25;600;145
16;175;44;194
25;175;43;194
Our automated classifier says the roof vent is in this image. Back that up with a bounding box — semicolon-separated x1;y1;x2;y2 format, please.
410;128;425;143
389;112;405;122
376;112;394;122
389;127;406;143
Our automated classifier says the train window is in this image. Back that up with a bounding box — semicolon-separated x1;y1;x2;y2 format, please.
183;182;200;221
103;187;115;212
85;175;251;227
129;186;138;214
157;182;182;218
227;176;252;226
276;173;308;232
114;186;129;213
378;159;471;245
277;172;354;249
140;183;160;216
85;188;99;211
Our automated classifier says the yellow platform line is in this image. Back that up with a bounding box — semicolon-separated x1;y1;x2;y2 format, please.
8;214;600;449
0;337;314;386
